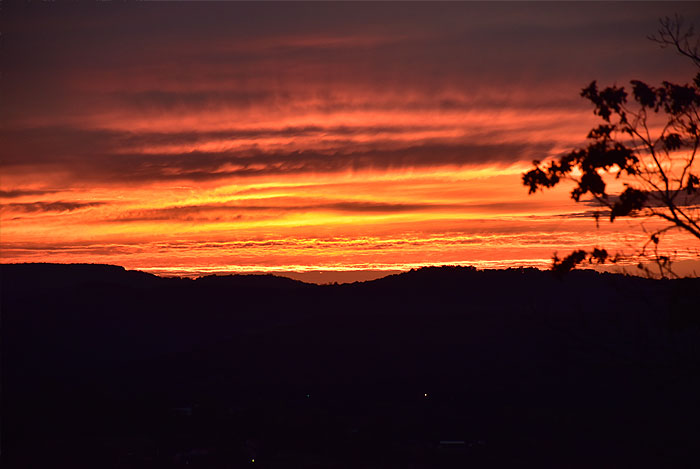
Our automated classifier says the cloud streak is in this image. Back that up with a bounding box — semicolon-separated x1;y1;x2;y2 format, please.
0;189;60;199
106;199;542;224
2;125;555;182
2;201;105;214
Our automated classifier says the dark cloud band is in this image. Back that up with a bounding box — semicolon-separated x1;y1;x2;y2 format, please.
2;201;105;213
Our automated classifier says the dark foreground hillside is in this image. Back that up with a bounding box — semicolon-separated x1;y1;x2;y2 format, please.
2;263;700;468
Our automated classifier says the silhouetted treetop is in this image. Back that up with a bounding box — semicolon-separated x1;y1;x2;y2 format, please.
523;16;700;277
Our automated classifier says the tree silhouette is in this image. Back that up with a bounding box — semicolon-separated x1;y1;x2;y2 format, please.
523;16;700;277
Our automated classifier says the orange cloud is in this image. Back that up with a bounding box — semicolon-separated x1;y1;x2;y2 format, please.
3;2;698;277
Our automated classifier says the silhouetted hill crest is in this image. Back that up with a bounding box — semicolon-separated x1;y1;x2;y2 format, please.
195;273;312;290
0;262;682;294
2;262;161;291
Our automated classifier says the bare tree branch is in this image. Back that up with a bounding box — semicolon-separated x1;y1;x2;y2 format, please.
649;14;700;67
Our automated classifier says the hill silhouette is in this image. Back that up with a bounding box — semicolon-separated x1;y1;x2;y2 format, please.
2;263;700;467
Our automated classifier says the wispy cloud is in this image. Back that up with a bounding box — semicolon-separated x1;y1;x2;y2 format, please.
0;189;60;198
2;201;105;213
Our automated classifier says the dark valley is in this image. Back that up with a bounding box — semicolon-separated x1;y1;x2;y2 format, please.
2;264;700;467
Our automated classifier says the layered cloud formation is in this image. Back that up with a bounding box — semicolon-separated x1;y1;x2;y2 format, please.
2;2;698;278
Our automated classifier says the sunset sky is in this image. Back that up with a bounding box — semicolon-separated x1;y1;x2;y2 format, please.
2;2;699;281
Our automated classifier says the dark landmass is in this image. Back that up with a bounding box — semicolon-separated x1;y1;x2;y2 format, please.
2;263;700;468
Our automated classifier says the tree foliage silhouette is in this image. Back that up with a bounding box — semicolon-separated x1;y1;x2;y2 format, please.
523;16;700;277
